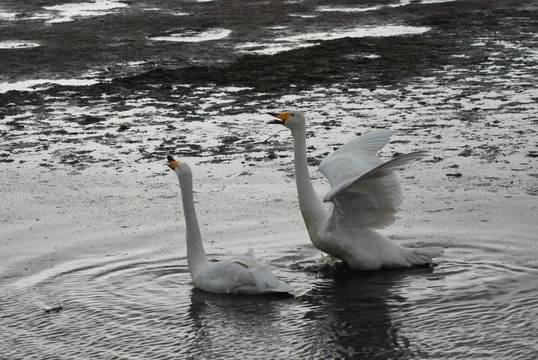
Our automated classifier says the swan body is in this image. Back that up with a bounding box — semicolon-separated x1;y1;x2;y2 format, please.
268;110;444;270
167;156;294;294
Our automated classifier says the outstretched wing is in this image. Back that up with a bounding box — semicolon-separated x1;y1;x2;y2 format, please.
323;150;429;230
319;129;397;188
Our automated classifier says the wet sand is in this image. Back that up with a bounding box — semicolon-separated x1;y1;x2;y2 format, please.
1;156;536;277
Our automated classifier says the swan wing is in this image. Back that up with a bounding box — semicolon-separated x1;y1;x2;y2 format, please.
233;253;294;293
195;253;293;294
323;151;429;229
319;130;396;188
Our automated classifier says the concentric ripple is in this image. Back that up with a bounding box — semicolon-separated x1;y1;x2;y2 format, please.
1;247;536;359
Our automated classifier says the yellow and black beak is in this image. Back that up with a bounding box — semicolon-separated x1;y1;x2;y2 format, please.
167;154;179;170
267;112;291;125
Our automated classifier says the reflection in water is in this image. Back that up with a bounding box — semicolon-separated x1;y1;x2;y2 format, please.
292;265;430;359
186;263;431;358
0;250;536;359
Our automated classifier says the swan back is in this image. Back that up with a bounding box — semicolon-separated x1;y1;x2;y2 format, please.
193;251;294;294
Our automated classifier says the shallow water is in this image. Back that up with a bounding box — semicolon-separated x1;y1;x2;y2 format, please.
1;243;536;359
1;0;537;358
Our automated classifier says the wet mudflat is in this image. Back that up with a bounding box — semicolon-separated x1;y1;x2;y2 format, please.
1;0;537;359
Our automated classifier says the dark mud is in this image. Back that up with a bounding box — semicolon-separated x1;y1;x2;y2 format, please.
1;0;537;173
0;0;535;86
0;0;534;80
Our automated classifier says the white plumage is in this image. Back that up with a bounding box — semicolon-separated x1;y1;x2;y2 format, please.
268;110;444;270
167;156;294;294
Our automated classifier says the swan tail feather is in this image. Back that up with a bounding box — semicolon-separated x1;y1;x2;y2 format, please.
248;260;294;293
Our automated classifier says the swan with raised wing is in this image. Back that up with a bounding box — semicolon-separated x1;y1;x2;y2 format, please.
268;111;443;270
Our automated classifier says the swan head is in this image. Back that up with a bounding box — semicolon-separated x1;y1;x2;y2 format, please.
167;155;192;179
268;110;306;132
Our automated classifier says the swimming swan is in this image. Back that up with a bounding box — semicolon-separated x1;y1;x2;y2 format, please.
268;111;444;270
167;155;294;294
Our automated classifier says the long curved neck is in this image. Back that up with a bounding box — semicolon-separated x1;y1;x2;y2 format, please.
178;175;208;276
291;128;327;238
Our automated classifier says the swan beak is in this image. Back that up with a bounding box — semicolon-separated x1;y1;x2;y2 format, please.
267;112;290;125
167;155;179;170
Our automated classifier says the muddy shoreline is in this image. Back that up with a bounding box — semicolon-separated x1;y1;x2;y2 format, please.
1;1;537;175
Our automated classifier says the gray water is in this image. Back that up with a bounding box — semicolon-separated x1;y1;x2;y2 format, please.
1;244;537;359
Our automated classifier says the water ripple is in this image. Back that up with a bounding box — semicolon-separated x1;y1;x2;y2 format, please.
1;247;536;359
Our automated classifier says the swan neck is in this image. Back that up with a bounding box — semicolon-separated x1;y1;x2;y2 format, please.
178;175;208;275
292;129;326;233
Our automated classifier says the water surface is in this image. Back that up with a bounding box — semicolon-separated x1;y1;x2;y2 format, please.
1;242;536;359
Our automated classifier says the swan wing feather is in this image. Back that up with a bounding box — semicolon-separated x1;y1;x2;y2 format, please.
324;151;429;229
319;130;396;187
232;254;294;293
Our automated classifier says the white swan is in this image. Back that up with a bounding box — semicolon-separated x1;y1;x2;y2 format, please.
167;155;294;294
268;111;444;270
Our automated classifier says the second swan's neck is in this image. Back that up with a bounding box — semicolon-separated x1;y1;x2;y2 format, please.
292;128;327;239
179;175;209;276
